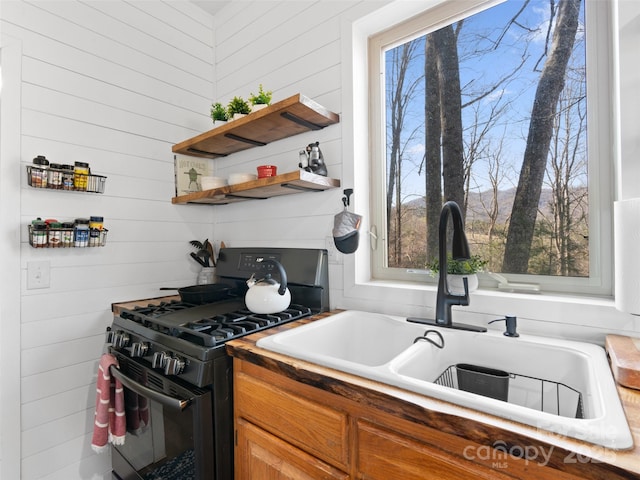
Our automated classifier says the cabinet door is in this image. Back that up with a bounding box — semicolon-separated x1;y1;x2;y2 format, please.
236;419;349;480
357;421;512;480
234;369;349;468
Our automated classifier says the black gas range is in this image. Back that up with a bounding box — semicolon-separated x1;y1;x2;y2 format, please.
108;247;329;480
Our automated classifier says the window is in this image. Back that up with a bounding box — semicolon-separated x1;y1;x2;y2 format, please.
369;0;613;295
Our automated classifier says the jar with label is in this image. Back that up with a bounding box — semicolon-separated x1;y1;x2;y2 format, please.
62;165;75;190
31;218;47;247
48;222;62;247
89;216;104;230
31;155;49;188
74;162;90;191
47;163;63;189
61;222;75;247
74;218;90;247
89;216;104;247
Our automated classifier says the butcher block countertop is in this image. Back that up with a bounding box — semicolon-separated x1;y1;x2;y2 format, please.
227;310;640;478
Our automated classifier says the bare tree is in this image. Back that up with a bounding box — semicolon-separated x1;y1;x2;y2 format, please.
386;40;422;265
503;0;582;273
542;67;588;276
425;34;442;258
432;25;466;214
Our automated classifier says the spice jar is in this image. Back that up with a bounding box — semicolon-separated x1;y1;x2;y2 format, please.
31;155;49;188
31;218;47;247
62;165;75;190
61;222;75;247
74;162;90;191
74;218;90;247
48;222;62;247
47;163;63;189
89;216;104;247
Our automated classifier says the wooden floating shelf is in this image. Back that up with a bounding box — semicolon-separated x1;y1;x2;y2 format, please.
172;170;340;205
172;94;340;159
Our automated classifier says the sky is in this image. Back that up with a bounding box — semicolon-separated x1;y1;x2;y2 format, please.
384;0;587;203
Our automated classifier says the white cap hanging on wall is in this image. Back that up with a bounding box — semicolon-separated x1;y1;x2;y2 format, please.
333;189;362;254
614;198;640;315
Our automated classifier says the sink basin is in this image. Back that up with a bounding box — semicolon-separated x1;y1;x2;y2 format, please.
256;310;427;367
257;310;633;449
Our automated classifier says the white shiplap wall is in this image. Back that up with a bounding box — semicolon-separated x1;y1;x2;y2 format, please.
1;1;216;478
209;0;386;307
0;0;638;478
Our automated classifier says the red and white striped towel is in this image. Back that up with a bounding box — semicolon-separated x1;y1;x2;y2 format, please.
125;388;150;435
91;354;126;453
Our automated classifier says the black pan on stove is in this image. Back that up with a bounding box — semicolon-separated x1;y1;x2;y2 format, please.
159;283;233;305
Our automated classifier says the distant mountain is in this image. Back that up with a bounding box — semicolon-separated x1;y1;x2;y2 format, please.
403;188;558;224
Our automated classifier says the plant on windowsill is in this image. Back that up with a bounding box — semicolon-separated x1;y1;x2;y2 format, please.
248;84;273;112
426;254;488;294
227;96;251;121
210;102;229;126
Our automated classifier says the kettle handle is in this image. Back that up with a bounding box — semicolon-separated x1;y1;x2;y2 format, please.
261;259;288;296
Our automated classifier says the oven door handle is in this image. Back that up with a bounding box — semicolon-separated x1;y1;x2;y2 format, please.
109;366;192;411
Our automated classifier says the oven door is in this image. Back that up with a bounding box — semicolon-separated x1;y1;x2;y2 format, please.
110;354;213;480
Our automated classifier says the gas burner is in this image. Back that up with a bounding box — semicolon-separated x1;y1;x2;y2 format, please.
173;304;315;347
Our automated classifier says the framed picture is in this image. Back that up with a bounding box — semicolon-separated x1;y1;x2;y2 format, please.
174;155;215;196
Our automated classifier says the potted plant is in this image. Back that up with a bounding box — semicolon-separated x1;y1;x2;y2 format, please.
227;96;251;121
426;254;487;294
210;102;228;125
248;84;273;112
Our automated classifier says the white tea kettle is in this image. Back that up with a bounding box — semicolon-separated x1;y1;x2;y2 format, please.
245;259;291;314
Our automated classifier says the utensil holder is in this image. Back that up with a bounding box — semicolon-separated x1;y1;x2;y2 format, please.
455;363;510;401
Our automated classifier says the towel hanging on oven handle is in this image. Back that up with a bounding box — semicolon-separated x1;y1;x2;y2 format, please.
109;365;192;411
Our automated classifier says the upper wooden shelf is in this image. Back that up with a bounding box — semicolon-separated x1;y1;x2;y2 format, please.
172;94;340;159
171;169;340;205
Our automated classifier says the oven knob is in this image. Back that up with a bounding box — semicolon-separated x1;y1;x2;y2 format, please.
105;327;114;344
152;351;168;369
164;357;185;376
113;331;130;349
129;342;148;358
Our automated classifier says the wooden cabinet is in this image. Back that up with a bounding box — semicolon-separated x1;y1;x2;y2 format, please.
233;359;592;480
356;420;512;480
171;94;341;205
234;365;349;470
236;419;349;480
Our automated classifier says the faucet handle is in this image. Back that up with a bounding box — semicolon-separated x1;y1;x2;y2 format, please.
489;315;519;337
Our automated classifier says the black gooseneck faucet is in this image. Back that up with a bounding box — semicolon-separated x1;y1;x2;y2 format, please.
407;201;487;332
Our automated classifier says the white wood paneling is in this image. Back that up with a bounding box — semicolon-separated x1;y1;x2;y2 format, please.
1;0;216;478
211;0;360;257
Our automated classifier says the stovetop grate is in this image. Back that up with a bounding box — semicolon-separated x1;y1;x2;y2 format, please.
172;305;313;347
118;302;314;349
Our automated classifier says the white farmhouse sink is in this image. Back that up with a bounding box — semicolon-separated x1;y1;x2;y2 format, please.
257;310;633;449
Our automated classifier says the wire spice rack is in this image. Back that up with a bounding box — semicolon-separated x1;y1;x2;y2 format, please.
434;364;585;419
28;224;108;248
26;165;107;193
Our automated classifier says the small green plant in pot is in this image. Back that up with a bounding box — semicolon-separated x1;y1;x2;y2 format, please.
426;254;487;293
426;254;487;275
210;102;229;123
227;96;251;120
248;84;273;110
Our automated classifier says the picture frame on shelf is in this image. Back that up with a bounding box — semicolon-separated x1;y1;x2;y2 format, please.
174;155;215;196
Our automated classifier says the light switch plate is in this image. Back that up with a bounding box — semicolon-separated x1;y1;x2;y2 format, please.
27;260;50;289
